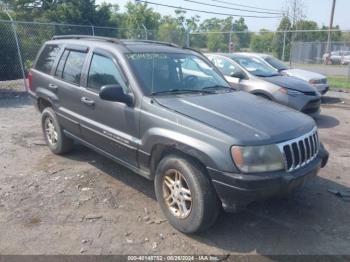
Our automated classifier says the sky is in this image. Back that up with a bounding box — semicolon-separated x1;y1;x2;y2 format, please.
97;0;350;32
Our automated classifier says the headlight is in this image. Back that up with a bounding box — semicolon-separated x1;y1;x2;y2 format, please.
231;145;285;173
309;79;316;84
278;87;302;96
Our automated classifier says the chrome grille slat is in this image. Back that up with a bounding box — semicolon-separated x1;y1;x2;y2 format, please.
278;127;319;172
301;140;307;166
296;142;302;168
310;135;315;156
305;138;310;160
313;135;317;155
289;144;295;169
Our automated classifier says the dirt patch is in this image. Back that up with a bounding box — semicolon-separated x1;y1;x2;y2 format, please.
0;93;349;255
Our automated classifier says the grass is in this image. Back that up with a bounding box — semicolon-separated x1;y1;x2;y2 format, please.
328;75;350;89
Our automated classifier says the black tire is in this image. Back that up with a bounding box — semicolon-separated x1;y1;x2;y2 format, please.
41;107;74;154
154;154;220;233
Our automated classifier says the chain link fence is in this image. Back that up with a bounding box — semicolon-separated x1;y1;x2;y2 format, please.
189;29;350;88
0;19;349;90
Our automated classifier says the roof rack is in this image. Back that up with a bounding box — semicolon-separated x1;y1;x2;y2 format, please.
51;35;124;45
125;39;178;47
182;46;206;56
51;35;182;49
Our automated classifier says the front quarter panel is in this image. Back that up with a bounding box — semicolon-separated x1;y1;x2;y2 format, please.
139;96;238;174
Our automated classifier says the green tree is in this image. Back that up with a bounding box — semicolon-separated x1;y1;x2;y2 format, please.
199;17;229;51
0;12;23;80
124;2;160;39
232;17;250;48
318;25;342;42
273;16;292;60
207;33;227;52
158;21;183;45
250;29;274;53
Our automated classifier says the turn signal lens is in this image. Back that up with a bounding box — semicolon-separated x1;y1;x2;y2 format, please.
231;146;243;167
309;79;316;84
278;87;288;94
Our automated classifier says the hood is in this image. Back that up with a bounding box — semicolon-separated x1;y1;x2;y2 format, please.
154;91;315;145
262;75;317;93
283;68;326;82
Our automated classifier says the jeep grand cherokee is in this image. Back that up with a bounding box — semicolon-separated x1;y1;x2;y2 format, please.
28;36;329;233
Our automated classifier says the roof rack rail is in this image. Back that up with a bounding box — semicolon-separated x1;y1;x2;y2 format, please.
51;35;124;45
182;46;203;55
126;39;178;47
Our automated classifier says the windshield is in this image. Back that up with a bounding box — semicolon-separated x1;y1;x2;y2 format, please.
231;55;280;77
264;56;289;71
126;52;230;95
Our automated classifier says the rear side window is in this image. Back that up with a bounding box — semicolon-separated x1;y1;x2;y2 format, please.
87;54;128;92
35;44;61;74
61;50;87;85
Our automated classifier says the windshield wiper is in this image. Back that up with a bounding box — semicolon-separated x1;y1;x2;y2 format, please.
255;74;280;77
202;85;233;91
151;89;214;96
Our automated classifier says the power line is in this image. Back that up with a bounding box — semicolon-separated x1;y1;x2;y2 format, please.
184;0;283;15
210;0;285;13
138;1;282;18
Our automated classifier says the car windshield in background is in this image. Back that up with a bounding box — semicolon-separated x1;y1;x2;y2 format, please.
231;55;280;77
126;53;231;96
264;56;289;71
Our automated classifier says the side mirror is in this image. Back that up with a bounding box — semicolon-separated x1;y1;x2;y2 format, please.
99;84;133;106
230;71;245;79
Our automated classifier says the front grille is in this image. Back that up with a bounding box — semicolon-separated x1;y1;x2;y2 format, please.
278;128;319;172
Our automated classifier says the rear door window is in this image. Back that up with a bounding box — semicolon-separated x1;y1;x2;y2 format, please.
35;44;61;74
61;50;87;85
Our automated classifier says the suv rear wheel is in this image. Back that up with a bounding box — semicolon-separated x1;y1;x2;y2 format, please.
154;154;220;233
41;107;74;154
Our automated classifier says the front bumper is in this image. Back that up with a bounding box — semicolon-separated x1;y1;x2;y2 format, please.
289;93;321;117
208;146;329;212
313;83;329;95
272;91;321;117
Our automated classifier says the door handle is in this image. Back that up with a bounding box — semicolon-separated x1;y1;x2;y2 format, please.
81;97;95;106
48;83;58;91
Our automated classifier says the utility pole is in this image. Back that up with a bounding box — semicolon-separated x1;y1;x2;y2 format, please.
325;0;336;64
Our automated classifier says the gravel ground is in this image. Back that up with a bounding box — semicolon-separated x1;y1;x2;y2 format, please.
0;91;350;256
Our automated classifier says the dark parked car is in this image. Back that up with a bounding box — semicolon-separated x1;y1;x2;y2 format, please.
28;36;329;233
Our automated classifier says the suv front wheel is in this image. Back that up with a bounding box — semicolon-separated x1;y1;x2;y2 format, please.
41;107;74;154
154;154;220;233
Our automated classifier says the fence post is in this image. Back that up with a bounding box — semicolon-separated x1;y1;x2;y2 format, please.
282;30;287;61
141;24;147;40
5;12;28;91
347;62;350;87
91;24;95;36
289;31;295;67
185;29;190;48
